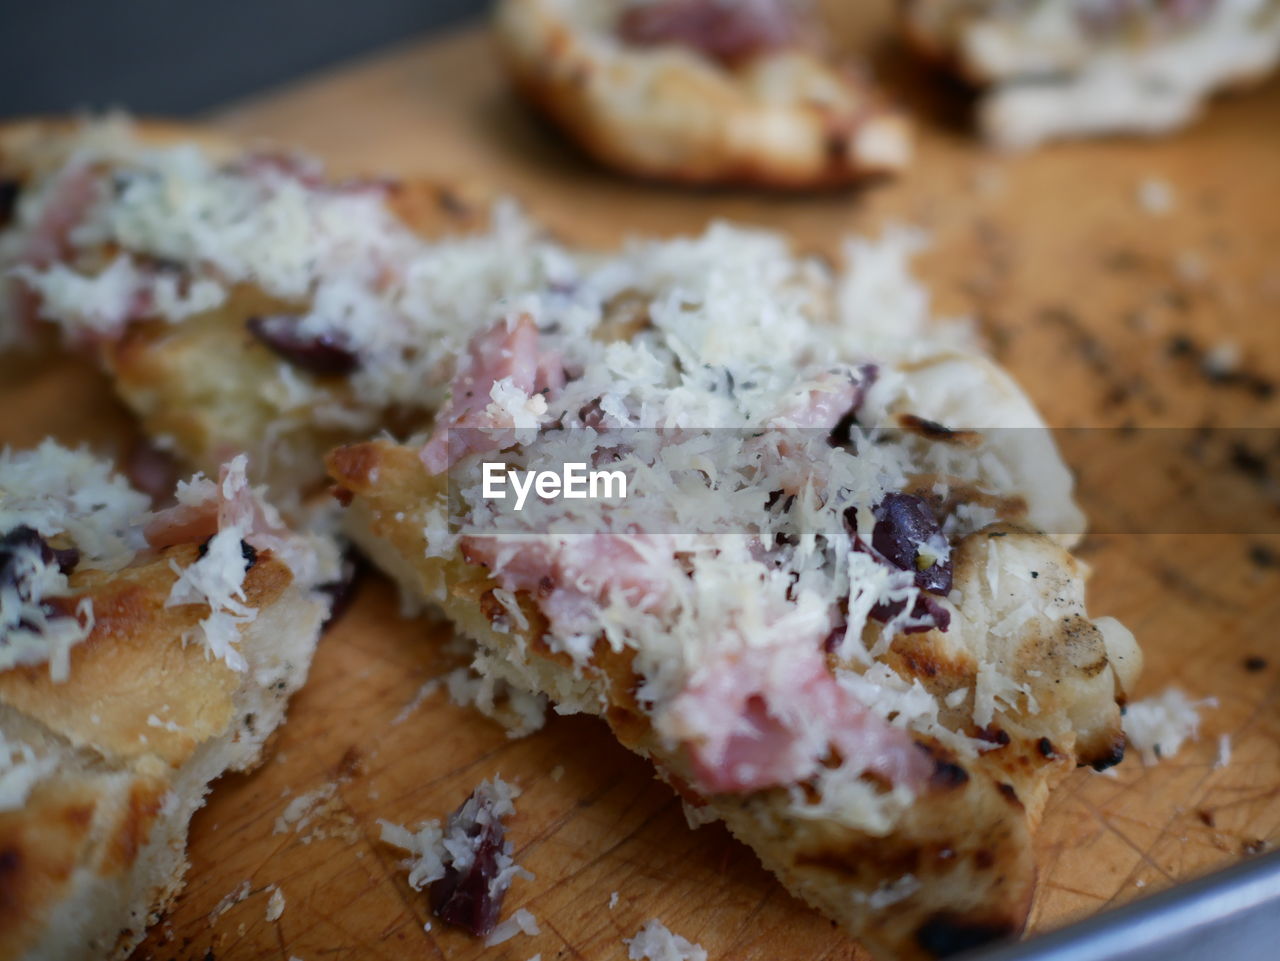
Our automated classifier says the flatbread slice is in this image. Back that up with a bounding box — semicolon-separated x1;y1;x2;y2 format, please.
494;0;911;186
0;117;568;500
900;0;1280;148
0;441;335;960
326;222;1141;960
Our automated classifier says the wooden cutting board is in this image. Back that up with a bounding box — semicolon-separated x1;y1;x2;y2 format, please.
5;6;1279;959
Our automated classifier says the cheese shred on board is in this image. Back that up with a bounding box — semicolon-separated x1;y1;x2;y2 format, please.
625;920;708;961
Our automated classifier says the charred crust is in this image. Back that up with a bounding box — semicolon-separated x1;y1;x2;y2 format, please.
1037;737;1060;760
899;414;980;446
0;844;21;880
478;589;508;625
0;844;22;924
434;185;471;218
915;743;970;790
996;782;1020;806
330;485;354;507
976;726;1011;748
916;913;1017;958
196;538;257;568
1088;739;1126;772
326;443;383;491
0;178;18;227
930;760;969;790
106;782;165;873
62;803;95;830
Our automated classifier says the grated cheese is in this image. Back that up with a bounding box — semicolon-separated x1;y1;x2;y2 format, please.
379;776;533;897
0;731;57;812
1215;733;1232;770
163;455;258;671
274;781;341;837
484;907;540;947
0;441;151;679
1123;687;1216;765
0;439;150;570
624;920;707;961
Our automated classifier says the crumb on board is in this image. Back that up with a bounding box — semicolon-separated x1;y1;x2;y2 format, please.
1202;341;1241;379
1175;250;1208;285
682;801;718;830
1137;178;1175;215
272;779;358;843
392;677;442;724
392;666;546;737
208;881;251;927
610;891;620;910
550;764;565;782
1215;734;1232;770
266;886;286;923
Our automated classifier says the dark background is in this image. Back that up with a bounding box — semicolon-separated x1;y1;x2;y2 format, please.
0;0;490;117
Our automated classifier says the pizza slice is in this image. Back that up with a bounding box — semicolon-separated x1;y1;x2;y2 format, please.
0;441;336;960
900;0;1280;148
327;223;1141;960
0;117;572;500
494;0;911;186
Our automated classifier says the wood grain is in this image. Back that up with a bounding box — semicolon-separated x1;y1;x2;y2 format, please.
3;6;1279;960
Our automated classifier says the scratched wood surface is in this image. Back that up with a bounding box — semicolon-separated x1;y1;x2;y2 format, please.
4;5;1279;960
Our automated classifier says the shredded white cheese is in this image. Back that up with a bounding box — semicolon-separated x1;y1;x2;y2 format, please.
274;781;341;836
484;907;541;947
378;776;533;899
1215;733;1232;770
0;732;57;812
0;441;152;679
624;920;707;961
1123;688;1216;765
163;455;261;671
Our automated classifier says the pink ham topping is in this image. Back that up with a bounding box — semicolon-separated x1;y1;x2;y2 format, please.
9;162;103;338
771;364;876;431
420;314;564;474
22;162;100;269
461;532;670;637
617;0;802;65
669;645;931;795
144;456;292;560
